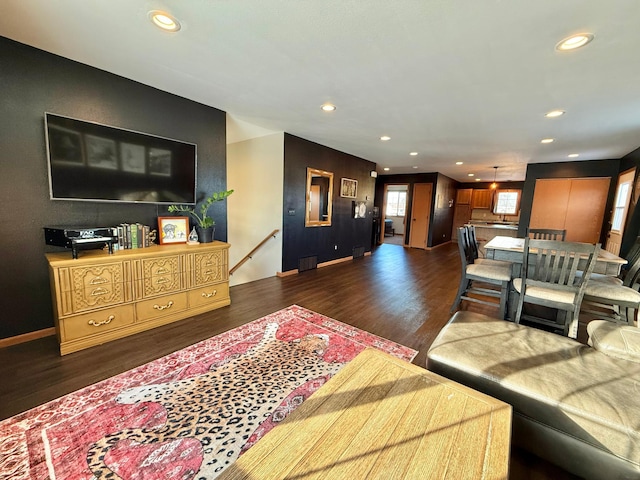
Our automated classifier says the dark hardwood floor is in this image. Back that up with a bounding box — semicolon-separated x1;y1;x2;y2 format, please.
0;242;580;479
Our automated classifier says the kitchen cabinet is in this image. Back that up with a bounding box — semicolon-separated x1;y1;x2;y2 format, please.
472;189;492;209
456;188;473;205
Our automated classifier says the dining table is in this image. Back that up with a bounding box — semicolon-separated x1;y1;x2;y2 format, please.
484;235;627;276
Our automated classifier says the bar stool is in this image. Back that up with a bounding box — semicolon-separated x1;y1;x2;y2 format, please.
451;227;513;319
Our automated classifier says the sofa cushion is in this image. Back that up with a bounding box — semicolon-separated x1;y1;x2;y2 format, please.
427;311;640;470
587;320;640;364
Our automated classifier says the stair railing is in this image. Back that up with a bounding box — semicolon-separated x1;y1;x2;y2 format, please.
230;229;280;275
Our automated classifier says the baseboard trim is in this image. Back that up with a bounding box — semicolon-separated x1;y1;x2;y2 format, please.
426;240;452;251
0;327;56;349
277;269;298;277
277;251;372;277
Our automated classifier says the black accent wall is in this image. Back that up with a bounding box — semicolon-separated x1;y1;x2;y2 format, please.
0;37;227;339
282;134;376;272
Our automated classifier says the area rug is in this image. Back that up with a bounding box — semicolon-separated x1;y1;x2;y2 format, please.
0;305;416;480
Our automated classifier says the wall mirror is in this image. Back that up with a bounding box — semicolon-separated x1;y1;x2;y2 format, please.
305;167;334;227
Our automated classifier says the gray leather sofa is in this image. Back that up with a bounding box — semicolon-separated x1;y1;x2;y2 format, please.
426;311;640;480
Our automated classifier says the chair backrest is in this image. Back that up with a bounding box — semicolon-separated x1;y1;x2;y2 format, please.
467;225;480;260
622;236;640;278
521;238;600;295
526;228;567;241
456;227;474;268
623;243;640;288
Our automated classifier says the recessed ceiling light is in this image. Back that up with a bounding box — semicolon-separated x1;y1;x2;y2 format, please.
409;152;418;156
321;103;336;112
545;110;565;118
568;153;580;158
541;138;554;144
149;10;181;32
412;166;418;169
456;161;463;165
468;173;474;177
475;178;482;182
380;136;391;141
556;33;594;51
383;167;390;171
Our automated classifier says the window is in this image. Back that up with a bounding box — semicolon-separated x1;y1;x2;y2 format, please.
493;190;520;215
386;190;407;217
611;181;631;232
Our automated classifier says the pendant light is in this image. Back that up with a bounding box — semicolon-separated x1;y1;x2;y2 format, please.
490;166;499;190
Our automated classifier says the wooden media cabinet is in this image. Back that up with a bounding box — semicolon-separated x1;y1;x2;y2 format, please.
45;242;230;355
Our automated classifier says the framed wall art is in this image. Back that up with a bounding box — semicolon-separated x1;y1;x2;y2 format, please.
353;201;367;218
158;216;189;244
340;178;357;198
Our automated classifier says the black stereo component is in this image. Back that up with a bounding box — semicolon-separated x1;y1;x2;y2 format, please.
44;226;118;259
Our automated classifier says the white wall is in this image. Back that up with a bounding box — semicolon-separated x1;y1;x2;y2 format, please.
227;132;284;286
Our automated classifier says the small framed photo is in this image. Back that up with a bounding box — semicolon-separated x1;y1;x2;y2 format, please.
158;217;189;244
340;178;358;198
354;201;367;219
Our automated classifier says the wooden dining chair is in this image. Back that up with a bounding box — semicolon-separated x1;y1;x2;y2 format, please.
581;250;640;326
513;238;600;338
526;228;567;241
466;225;513;267
451;227;513;319
579;235;640;287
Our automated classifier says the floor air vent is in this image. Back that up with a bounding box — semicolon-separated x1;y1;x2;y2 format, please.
298;255;318;272
352;246;365;259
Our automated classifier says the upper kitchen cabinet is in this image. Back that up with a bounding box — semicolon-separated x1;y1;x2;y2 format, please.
456;188;473;204
471;189;492;209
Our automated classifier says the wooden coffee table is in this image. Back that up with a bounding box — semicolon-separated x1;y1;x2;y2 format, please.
219;348;511;479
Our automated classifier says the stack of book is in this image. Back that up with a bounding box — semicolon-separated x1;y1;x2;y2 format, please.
114;223;155;251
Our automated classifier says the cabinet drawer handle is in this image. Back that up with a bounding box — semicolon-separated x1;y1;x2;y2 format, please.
90;287;109;297
89;276;108;285
88;315;114;327
201;290;217;298
156;267;170;274
156;277;170;284
153;301;174;311
204;270;213;275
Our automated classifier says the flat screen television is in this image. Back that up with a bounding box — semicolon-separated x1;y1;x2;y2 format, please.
45;113;197;204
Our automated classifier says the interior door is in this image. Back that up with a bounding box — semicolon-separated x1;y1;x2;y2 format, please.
530;177;610;243
409;183;432;249
605;168;636;255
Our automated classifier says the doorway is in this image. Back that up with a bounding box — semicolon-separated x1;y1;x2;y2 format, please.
381;184;408;245
605;168;636;255
409;183;433;249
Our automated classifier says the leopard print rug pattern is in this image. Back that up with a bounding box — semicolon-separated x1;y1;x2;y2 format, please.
85;322;344;479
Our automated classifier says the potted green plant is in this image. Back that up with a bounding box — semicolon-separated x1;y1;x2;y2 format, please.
168;189;234;243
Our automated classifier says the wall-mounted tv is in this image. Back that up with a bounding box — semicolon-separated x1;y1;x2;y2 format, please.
45;113;197;204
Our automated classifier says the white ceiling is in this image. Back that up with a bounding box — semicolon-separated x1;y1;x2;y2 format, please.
2;0;640;182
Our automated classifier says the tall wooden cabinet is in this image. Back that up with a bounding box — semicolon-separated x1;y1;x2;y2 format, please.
46;242;230;355
530;178;610;244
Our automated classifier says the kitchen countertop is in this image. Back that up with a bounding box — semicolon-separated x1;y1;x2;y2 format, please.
466;222;519;231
